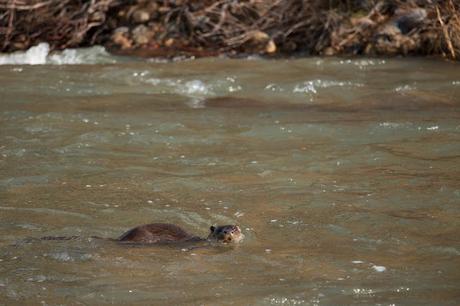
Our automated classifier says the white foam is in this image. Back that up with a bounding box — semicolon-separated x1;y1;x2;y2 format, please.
183;80;211;95
339;59;387;67
0;43;116;65
0;43;49;65
394;84;415;92
372;265;386;272
352;288;375;295
185;97;206;109
293;81;317;94
379;122;402;128
142;73;242;104
293;79;363;94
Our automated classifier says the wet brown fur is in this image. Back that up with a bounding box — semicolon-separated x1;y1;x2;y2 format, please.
117;223;202;244
118;223;243;244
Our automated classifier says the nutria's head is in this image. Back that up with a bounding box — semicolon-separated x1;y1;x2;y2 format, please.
207;225;244;243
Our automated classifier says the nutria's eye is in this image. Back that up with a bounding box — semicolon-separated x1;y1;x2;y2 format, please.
210;226;215;233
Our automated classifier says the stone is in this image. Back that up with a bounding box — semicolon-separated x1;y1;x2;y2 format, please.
132;10;150;23
323;47;336;56
164;38;174;47
394;8;427;34
265;40;277;54
250;31;270;44
112;27;132;49
132;25;152;45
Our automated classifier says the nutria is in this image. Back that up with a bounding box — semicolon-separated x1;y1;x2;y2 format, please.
40;223;244;245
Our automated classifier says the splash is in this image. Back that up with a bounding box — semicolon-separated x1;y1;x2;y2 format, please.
0;43;49;65
0;43;117;65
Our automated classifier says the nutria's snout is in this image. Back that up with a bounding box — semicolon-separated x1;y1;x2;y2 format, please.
208;225;244;243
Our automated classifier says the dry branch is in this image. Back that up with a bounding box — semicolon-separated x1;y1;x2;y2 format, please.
436;5;455;59
0;0;115;51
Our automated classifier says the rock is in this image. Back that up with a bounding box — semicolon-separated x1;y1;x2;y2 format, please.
132;10;150;23
146;3;159;20
265;40;277;54
373;23;418;55
394;8;427;34
117;9;127;19
323;47;336;56
112;27;132;49
132;25;152;45
113;27;130;35
245;30;275;54
158;6;170;14
249;31;270;44
164;38;174;47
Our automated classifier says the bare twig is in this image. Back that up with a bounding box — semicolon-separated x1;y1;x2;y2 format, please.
0;0;52;10
436;5;456;59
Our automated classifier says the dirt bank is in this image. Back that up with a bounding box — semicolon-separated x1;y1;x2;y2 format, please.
0;0;459;60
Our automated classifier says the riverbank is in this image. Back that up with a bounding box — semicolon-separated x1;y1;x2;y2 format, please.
1;0;459;60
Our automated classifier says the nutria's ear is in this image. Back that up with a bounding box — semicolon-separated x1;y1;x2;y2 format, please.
210;226;216;233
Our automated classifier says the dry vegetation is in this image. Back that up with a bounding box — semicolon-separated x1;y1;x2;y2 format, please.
0;0;459;59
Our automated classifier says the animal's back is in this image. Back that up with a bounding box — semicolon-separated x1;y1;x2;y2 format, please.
118;223;201;244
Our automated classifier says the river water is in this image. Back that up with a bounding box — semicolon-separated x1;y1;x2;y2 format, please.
0;44;459;305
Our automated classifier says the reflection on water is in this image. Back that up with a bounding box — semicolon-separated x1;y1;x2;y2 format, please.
0;54;460;305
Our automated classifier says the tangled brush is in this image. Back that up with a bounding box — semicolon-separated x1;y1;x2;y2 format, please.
0;0;115;51
0;0;459;59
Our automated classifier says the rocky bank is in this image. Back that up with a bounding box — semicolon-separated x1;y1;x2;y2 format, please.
0;0;459;59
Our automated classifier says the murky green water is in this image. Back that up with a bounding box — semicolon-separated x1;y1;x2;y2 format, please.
0;49;460;305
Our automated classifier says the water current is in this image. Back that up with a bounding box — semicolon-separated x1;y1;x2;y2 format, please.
0;44;459;305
